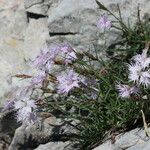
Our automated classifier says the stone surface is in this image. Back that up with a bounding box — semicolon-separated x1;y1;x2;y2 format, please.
8;116;57;150
128;140;150;150
0;109;19;150
22;18;49;60
24;0;44;8
0;0;149;150
0;0;49;106
93;128;150;150
8;116;76;150
47;0;150;52
0;0;27;105
25;0;57;16
34;141;71;150
0;0;149;106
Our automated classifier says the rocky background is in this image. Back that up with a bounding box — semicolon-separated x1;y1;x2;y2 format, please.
1;0;150;105
0;0;150;150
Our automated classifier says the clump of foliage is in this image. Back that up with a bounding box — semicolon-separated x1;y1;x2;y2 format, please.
2;1;150;150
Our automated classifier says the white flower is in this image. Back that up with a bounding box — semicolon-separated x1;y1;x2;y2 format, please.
116;84;130;98
14;100;26;109
15;99;37;124
97;15;112;29
14;99;37;110
65;51;77;64
31;71;47;87
128;63;150;87
128;63;142;82
116;84;138;98
132;52;150;68
57;69;80;94
2;100;15;111
16;107;37;124
139;71;150;87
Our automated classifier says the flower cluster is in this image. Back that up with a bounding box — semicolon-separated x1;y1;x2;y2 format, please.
33;43;77;71
2;86;37;125
32;43;79;94
116;49;150;98
2;13;113;125
2;43;81;125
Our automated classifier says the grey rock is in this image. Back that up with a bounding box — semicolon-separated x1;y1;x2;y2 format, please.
0;109;20;150
8;116;57;150
0;109;18;133
114;128;141;149
47;0;121;60
93;128;150;150
47;0;150;54
10;10;28;38
48;0;99;33
22;18;49;60
34;141;71;150
0;0;28;105
25;0;53;16
0;1;49;106
26;4;49;16
128;140;150;150
8;116;77;150
93;140;115;150
24;0;43;8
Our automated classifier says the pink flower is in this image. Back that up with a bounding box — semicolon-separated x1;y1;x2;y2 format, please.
14;99;37;124
57;43;74;53
64;51;77;65
139;71;150;87
14;99;37;110
116;84;138;98
57;69;80;94
50;43;77;65
128;63;150;87
2;100;15;111
18;86;34;99
97;15;112;29
33;43;76;69
49;46;60;60
31;71;47;87
33;48;50;69
16;107;37;124
33;46;59;71
132;52;150;69
128;63;142;83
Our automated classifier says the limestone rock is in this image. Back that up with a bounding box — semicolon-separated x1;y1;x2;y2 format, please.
8;116;57;150
34;141;71;150
8;116;77;150
22;18;49;60
0;0;50;105
93;128;150;150
25;0;58;16
47;0;150;53
0;109;19;150
0;0;28;105
128;140;150;150
24;0;44;8
47;0;121;57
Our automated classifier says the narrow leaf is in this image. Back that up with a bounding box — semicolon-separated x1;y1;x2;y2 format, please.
95;0;108;11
